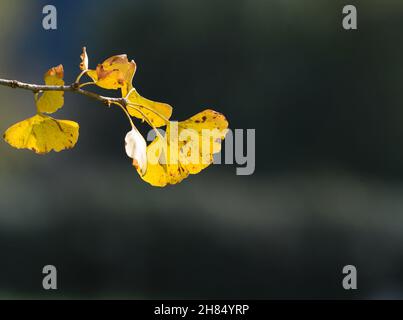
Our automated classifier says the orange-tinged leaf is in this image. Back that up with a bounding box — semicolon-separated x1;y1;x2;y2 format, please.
87;54;136;91
36;65;64;114
80;46;89;70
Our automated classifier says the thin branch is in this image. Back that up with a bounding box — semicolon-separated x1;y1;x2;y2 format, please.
0;78;125;106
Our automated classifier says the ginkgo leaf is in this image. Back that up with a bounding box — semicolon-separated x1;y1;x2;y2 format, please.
3;114;79;154
137;109;228;187
85;51;172;127
36;65;65;114
174;109;228;174
87;54;136;92
139;135;188;187
126;88;173;128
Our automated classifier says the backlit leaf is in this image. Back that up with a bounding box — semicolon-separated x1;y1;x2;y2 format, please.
138;109;228;186
36;65;64;114
3;114;79;154
87;54;136;92
126;88;172;128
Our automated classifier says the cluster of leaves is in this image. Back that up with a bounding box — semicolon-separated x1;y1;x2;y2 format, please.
4;65;79;154
3;48;228;187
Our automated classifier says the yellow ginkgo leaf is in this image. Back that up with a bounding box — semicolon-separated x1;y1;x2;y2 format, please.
36;65;65;114
174;109;228;174
87;54;136;92
137;109;228;187
3;114;79;154
139;135;188;187
126;88;173;128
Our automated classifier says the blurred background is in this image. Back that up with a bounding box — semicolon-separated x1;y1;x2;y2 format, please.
1;0;403;299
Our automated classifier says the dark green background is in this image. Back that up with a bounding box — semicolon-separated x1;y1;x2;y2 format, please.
0;0;402;298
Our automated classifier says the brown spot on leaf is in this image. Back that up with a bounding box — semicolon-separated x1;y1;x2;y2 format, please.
132;159;139;169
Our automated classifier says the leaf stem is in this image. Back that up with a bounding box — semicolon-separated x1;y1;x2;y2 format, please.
126;102;170;124
111;101;135;129
127;103;166;142
78;81;95;88
75;70;87;84
124;88;170;124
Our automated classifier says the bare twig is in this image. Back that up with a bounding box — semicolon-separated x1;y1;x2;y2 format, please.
0;78;126;106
